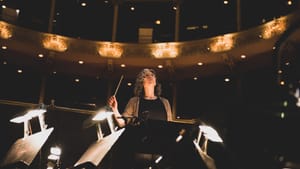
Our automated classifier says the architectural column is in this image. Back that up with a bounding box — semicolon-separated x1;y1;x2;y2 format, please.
173;0;182;116
174;0;181;41
48;0;56;33
111;0;120;42
236;0;241;31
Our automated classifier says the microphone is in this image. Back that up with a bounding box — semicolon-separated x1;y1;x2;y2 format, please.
176;128;186;142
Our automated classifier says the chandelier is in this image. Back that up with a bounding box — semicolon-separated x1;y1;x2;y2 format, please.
262;18;286;39
151;43;178;59
210;34;235;52
98;43;123;58
42;35;68;52
0;22;12;39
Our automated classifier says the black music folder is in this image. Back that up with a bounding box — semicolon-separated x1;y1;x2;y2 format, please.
110;119;206;169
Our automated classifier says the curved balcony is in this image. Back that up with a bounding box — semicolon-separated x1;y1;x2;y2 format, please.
1;11;300;80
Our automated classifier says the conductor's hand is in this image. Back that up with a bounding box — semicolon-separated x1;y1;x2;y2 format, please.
107;95;118;112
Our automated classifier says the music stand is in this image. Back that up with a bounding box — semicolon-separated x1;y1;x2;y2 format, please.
110;119;202;169
73;128;125;168
0;127;54;168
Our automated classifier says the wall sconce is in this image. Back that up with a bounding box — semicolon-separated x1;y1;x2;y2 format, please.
210;34;234;52
262;18;286;39
0;22;12;39
42;35;68;52
152;43;178;59
98;43;123;58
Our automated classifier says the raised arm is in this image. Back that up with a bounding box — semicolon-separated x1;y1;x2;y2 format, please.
107;95;126;127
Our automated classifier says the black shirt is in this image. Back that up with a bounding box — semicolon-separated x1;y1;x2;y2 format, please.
138;97;167;121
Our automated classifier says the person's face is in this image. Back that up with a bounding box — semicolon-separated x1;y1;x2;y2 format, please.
142;70;156;87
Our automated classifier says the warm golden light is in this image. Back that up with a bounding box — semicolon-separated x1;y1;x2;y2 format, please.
152;43;178;58
210;34;234;52
10;108;47;123
199;125;223;143
262;18;286;39
0;22;12;39
50;146;62;156
42;35;68;52
98;43;123;58
93;108;113;121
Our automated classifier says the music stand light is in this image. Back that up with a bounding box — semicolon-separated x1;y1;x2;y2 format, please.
198;125;223;143
10;105;48;137
193;125;223;169
0;106;54;168
74;110;125;168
